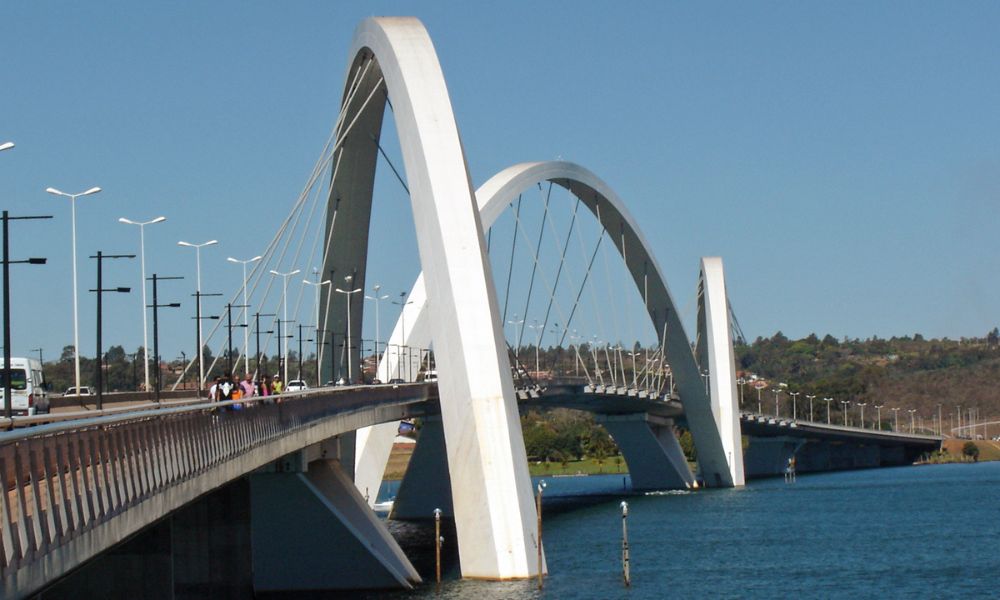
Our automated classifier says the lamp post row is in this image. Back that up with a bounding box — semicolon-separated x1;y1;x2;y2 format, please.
8;141;422;401
762;381;924;435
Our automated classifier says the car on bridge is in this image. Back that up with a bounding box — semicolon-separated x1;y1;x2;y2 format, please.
63;386;94;397
285;380;308;393
1;357;50;416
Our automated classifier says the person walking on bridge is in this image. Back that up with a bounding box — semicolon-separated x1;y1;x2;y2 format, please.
240;374;255;399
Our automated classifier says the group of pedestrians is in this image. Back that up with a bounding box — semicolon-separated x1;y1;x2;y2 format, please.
208;373;285;404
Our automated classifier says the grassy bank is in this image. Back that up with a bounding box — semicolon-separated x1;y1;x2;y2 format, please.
527;457;628;477
384;447;630;480
930;439;1000;463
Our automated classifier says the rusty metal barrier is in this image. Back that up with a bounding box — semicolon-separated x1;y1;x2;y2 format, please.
0;384;433;597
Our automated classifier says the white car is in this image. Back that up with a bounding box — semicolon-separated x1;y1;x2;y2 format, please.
285;380;309;393
64;386;94;396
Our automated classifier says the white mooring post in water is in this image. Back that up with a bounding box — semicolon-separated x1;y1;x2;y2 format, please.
621;501;631;587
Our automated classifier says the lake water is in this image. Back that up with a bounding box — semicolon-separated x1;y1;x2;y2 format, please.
366;462;1000;599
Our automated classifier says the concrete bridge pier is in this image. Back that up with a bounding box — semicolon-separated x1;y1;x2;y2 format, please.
596;414;694;490
37;443;420;598
390;416;454;520
249;450;420;592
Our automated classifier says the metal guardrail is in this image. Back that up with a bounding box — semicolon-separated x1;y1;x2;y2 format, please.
0;384;432;593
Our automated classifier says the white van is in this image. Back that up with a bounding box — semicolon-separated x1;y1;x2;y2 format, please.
0;357;50;416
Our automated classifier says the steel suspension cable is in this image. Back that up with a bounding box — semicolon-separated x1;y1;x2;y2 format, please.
516;182;553;351
538;193;581;347
500;195;523;325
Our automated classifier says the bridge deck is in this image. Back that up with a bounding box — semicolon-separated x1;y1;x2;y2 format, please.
740;412;942;448
0;383;434;600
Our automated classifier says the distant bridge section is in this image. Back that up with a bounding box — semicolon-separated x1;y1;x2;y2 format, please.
740;412;942;478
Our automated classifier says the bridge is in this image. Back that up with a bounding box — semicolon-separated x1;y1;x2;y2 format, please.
0;16;941;598
739;412;941;477
0;382;940;597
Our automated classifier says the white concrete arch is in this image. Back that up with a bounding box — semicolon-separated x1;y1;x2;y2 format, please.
358;161;743;497
320;17;539;579
696;257;746;486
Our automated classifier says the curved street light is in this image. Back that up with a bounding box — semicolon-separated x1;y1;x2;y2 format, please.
120;216;167;391
306;275;334;385
270;268;301;383
47;185;102;392
228;255;262;375
178;239;218;386
364;284;389;382
335;275;363;383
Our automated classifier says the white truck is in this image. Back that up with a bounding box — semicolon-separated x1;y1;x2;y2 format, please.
0;357;50;416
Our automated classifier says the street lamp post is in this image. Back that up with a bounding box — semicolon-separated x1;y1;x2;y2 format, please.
789;391;800;421
823;397;833;424
891;407;900;431
857;402;867;429
227;255;262;376
772;388;783;418
806;394;816;422
528;320;543;378
147;274;182;403
269;268;301;383
364;285;389;382
191;291;221;393
120;216;166;392
178;240;218;388
252;312;275;379
224;303;249;376
306;275;333;385
507;315;524;359
874;404;883;431
628;349;641;389
334;275;362;383
46;186;101;395
275;318;294;383
392;292;414;381
1;207;51;420
840;400;850;426
908;409;916;434
297;324;314;380
88;251;134;410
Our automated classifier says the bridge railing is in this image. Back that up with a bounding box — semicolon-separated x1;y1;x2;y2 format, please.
0;384;430;590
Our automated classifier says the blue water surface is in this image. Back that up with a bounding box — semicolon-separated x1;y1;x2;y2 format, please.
373;462;1000;599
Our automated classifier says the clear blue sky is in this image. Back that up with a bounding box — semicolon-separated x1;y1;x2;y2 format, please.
2;1;998;366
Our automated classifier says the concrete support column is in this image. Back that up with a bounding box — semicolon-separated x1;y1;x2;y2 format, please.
597;414;694;490
696;257;746;486
249;459;420;592
390;416;454;519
